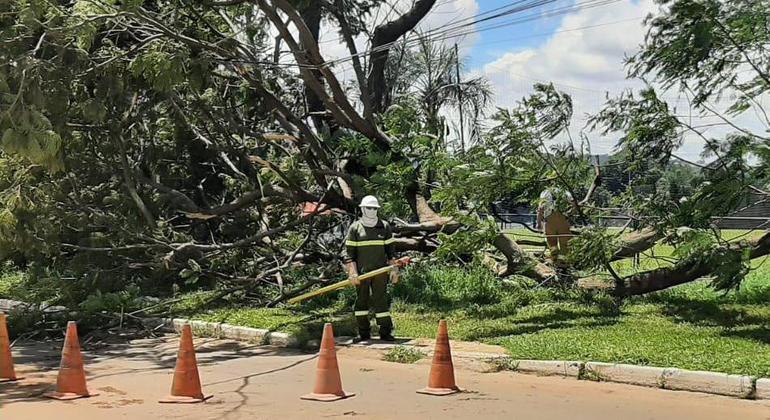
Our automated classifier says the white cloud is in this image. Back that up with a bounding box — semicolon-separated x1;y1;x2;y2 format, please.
474;0;770;161
317;0;481;83
416;0;481;54
481;0;655;105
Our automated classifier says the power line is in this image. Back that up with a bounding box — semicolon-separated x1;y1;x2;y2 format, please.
429;0;623;45
233;0;622;70
320;0;568;67
240;1;560;70
483;58;701;104
317;0;540;46
460;15;644;48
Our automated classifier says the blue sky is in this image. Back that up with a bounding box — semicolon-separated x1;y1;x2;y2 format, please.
463;0;570;69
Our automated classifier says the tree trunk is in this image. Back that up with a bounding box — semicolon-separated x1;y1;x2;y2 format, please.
367;0;437;113
612;231;770;296
493;234;555;281
299;5;328;131
612;228;664;260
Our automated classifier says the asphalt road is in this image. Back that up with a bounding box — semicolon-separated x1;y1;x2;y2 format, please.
2;334;769;420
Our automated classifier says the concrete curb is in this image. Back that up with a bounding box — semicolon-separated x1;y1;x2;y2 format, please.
756;378;770;400
0;298;67;313
584;362;666;388
141;317;300;348
581;362;755;398
139;316;768;400
513;360;582;378
661;368;755;398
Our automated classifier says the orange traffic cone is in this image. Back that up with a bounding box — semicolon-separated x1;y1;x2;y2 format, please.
301;323;354;402
45;321;98;400
159;324;211;403
0;312;21;382
417;319;460;396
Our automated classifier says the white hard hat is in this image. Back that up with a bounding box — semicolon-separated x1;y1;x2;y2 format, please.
359;195;381;208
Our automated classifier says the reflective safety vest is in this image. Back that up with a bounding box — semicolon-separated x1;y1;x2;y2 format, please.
343;220;396;274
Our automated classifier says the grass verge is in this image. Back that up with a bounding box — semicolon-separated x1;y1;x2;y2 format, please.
383;346;426;364
3;230;769;377
174;248;770;377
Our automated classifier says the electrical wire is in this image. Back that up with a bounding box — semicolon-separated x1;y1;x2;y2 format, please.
221;0;627;72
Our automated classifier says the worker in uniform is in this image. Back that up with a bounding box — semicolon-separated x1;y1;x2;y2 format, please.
343;195;399;342
536;188;573;265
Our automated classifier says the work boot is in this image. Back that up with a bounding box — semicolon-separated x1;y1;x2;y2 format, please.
353;331;370;344
379;332;395;342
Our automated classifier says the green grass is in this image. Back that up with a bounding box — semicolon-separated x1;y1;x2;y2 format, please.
0;269;27;300
393;299;770;377
174;283;770;376
383;346;426;364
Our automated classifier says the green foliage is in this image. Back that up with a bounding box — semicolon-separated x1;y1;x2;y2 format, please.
382;346;425;364
179;259;202;285
80;285;142;314
130;42;190;92
670;229;749;291
384;36;492;139
1;110;63;171
167;290;222;314
567;227;619;271
589;88;680;172
0;0;765;317
71;0;116;51
629;0;769;113
0;264;25;299
435;217;498;261
0;0;305;307
670;229;718;261
392;262;512;309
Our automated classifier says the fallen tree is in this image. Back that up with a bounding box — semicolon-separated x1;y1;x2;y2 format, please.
0;0;768;308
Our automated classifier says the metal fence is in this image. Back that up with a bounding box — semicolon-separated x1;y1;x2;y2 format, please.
488;213;770;230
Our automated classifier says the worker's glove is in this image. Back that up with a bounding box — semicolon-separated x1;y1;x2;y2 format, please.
390;267;399;284
348;273;360;286
395;257;410;268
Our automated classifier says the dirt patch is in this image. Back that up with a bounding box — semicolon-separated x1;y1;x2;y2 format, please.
116;398;144;406
96;386;127;395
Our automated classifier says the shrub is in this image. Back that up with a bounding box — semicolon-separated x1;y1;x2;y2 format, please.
393;261;508;309
383;346;426;364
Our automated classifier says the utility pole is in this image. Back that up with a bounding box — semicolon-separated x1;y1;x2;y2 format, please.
454;43;465;154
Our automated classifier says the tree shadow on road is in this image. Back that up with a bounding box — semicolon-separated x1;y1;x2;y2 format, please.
2;335;319;406
0;380;52;404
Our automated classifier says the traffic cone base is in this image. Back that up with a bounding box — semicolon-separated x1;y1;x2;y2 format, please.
159;394;212;404
0;376;22;383
44;390;99;401
416;386;460;396
300;391;355;402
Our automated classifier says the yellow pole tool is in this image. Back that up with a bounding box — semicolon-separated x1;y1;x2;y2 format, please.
287;257;411;305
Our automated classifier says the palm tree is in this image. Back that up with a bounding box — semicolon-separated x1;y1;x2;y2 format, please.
383;34;493;151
